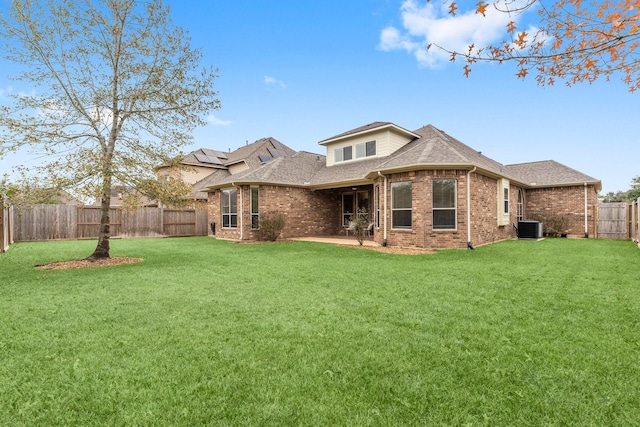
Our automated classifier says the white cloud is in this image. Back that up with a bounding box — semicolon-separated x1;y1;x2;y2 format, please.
379;0;532;68
264;76;286;88
0;86;13;98
207;114;231;126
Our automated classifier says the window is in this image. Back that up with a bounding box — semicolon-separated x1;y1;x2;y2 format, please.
433;179;456;230
221;188;237;228
334;146;352;163
391;181;412;229
355;141;376;159
517;189;524;222
375;185;380;228
504;187;509;214
497;179;510;226
342;192;354;226
250;187;259;229
357;191;370;221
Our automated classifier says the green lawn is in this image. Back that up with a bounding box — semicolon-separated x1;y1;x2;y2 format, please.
1;237;639;426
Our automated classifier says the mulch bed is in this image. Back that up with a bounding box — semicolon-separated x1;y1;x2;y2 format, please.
36;257;144;270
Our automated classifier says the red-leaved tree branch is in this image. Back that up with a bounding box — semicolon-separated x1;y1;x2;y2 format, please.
427;0;640;91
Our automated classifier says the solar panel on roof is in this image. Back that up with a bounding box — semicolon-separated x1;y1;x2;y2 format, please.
201;148;217;156
267;147;279;158
258;155;272;163
271;140;284;151
194;153;222;165
213;150;228;159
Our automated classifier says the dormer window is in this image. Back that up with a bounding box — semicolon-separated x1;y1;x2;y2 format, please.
334;146;352;162
334;141;376;163
356;141;376;159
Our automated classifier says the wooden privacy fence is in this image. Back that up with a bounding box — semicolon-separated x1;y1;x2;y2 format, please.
12;205;209;242
596;200;640;242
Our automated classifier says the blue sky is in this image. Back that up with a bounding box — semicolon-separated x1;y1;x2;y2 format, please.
1;0;638;193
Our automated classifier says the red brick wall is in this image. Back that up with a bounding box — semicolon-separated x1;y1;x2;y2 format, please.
525;185;598;237
372;170;470;249
207;185;340;241
468;174;519;247
206;176;598;248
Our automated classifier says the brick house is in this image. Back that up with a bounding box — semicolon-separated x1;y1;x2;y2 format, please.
203;122;601;249
156;137;295;205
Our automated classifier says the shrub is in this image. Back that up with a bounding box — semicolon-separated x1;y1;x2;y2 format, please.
530;213;569;237
255;212;285;241
352;208;370;246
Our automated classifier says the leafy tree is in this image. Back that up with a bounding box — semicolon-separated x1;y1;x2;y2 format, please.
0;0;220;259
427;0;640;91
627;176;640;201
601;190;629;203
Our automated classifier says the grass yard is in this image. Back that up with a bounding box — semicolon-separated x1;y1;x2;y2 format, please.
1;237;639;426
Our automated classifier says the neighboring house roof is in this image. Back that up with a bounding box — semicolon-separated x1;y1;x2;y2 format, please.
182;148;229;169
208;151;326;188
204;122;602;191
225;137;294;167
505;160;600;188
178;137;296;199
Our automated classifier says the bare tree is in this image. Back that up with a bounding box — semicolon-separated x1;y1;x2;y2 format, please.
0;0;220;259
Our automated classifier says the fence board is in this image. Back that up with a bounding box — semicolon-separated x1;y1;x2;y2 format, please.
12;205;208;241
597;202;629;240
1;199;11;252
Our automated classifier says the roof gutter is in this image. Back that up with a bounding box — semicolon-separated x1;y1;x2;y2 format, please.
377;171;388;247
467;167;476;250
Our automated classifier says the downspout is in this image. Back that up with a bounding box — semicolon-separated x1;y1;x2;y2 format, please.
232;183;243;241
378;171;388;247
584;182;588;238
467;167;476;250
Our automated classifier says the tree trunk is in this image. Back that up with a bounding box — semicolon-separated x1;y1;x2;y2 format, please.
86;183;112;260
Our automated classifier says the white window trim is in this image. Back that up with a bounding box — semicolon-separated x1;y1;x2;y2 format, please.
497;179;510;226
221;188;238;229
391;181;412;230
432;179;457;230
334;141;376;164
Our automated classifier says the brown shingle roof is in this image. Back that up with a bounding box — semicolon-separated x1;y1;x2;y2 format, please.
209;151;326;187
505;160;600;188
203;122;601;191
376;125;507;176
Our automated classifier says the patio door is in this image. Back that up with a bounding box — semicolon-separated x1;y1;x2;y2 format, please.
342;193;354;226
357;191;370;221
342;190;370;226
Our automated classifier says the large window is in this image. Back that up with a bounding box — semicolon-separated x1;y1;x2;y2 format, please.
250;187;259;229
433;179;456;230
221;188;237;228
391;181;412;229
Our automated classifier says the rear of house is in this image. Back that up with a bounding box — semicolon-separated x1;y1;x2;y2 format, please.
204;122;600;250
